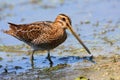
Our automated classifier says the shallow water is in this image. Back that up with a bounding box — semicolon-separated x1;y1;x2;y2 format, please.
0;0;120;79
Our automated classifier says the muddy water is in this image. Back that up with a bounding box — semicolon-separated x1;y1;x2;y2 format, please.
0;0;120;80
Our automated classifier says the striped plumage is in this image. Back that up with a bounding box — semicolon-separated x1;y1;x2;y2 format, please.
5;21;67;50
4;14;91;67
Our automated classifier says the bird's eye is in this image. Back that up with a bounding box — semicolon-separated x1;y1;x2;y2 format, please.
61;18;66;21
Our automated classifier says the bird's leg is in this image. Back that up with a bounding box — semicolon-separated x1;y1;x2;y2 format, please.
46;50;53;67
30;50;35;69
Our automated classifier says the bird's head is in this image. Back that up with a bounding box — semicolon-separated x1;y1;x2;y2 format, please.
55;14;91;55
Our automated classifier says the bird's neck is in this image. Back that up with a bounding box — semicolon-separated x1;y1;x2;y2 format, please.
53;20;63;26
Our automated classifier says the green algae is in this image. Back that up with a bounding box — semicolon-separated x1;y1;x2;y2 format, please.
43;63;70;72
0;44;27;53
0;57;3;61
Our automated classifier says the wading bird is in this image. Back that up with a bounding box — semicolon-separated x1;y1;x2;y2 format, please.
4;14;91;67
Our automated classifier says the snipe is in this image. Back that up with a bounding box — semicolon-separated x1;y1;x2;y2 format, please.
4;14;92;68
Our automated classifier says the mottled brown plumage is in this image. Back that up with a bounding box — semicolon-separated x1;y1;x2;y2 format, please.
4;14;91;67
5;21;67;50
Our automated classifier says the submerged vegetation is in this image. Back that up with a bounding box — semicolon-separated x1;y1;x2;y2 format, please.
43;63;69;72
0;44;25;52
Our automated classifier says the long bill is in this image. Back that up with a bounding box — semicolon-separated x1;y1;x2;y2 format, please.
68;25;91;54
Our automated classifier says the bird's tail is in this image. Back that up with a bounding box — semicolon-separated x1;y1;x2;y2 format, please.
3;22;18;36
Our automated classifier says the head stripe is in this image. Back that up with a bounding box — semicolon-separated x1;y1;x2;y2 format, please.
59;14;72;25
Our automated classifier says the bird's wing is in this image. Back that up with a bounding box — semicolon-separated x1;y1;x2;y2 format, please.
7;21;53;43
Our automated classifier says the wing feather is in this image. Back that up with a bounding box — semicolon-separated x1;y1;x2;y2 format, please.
11;21;53;43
